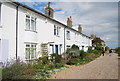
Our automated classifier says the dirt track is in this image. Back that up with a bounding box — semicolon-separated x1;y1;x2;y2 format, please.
50;53;118;79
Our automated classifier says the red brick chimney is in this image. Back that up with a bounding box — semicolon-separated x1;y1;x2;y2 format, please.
67;16;72;27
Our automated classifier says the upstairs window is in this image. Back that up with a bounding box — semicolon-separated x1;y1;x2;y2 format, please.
66;30;70;40
54;25;60;36
26;15;30;30
54;25;57;35
25;15;36;31
31;17;36;31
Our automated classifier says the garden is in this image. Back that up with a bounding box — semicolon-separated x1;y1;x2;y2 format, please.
1;54;67;80
66;44;101;65
1;44;102;80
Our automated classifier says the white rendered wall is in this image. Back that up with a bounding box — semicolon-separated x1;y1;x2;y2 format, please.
0;39;1;62
1;3;16;61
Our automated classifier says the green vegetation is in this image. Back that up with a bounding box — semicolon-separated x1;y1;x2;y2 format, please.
115;47;120;56
66;44;80;58
92;37;105;47
40;43;49;57
2;44;102;80
2;54;65;80
105;46;110;51
66;44;101;65
0;68;2;80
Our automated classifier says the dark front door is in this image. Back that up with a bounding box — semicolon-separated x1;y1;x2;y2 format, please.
82;46;84;50
55;45;58;54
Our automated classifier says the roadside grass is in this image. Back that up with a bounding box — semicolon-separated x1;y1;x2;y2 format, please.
0;68;2;80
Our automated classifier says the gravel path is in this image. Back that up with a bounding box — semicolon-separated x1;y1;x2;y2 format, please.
50;53;118;79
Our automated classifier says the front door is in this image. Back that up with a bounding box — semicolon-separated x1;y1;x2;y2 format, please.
55;45;58;54
82;46;84;50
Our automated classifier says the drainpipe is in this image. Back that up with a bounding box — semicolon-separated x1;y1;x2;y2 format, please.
64;27;66;62
16;5;19;60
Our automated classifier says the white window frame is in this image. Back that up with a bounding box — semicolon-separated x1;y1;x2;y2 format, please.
25;43;37;60
54;25;60;37
66;30;70;40
25;15;36;32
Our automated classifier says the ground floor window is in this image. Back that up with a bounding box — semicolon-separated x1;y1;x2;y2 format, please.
66;45;71;48
25;43;36;60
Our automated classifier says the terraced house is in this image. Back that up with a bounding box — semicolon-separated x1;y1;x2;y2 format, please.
0;1;92;63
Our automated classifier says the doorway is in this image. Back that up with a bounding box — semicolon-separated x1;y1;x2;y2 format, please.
55;45;58;54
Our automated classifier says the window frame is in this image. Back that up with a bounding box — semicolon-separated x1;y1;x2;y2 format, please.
25;15;37;32
66;30;70;40
25;43;37;60
54;25;60;37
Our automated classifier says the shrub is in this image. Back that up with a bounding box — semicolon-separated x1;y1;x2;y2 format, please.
37;56;50;65
51;54;62;63
24;68;35;75
66;48;72;54
71;44;79;50
79;50;86;59
2;62;33;79
66;45;80;58
66;60;76;65
87;46;93;53
95;46;103;52
92;50;99;54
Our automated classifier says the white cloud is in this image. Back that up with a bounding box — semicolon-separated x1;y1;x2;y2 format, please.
16;0;119;2
51;2;118;48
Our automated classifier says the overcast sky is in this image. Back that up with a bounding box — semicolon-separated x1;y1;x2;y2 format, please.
17;1;118;49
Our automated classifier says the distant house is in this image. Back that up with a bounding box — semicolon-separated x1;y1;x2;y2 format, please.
0;1;92;63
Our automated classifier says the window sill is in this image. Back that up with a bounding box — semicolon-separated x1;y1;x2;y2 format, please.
54;35;60;37
25;30;37;33
67;39;70;40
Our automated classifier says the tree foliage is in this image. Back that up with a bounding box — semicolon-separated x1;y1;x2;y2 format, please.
115;47;120;56
71;44;79;50
105;46;110;51
92;37;105;47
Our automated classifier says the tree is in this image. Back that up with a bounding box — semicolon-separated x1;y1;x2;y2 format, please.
92;37;105;47
115;47;120;56
105;46;110;51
